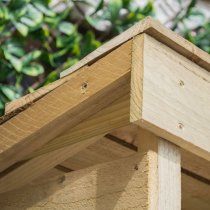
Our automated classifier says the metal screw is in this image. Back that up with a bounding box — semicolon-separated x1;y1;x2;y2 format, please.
178;122;184;130
81;82;88;94
179;80;185;87
134;164;138;170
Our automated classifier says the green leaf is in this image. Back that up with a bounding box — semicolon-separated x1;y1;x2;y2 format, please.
33;2;55;17
80;31;101;58
0;86;19;101
27;4;43;24
122;0;131;8
56;35;72;48
0;4;10;20
20;17;38;27
58;22;75;35
13;22;28;36
92;0;104;15
43;71;59;85
141;1;154;16
3;41;25;57
108;0;122;21
22;50;42;65
22;64;44;76
85;16;101;28
4;52;23;72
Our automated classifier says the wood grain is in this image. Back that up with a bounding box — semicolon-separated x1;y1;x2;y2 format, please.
61;136;135;170
137;128;181;210
27;93;130;159
158;139;181;210
0;136;101;193
0;40;132;172
61;17;210;78
0;152;151;210
131;33;210;161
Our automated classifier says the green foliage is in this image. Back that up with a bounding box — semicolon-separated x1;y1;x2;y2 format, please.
0;0;154;115
0;0;209;116
171;0;210;53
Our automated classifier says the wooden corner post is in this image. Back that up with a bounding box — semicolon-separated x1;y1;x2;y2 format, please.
137;129;181;210
131;34;181;209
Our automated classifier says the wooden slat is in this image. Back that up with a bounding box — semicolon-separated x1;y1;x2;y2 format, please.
0;40;132;172
0;91;130;193
0;136;100;193
0;152;151;210
61;17;210;78
158;140;181;210
61;136;135;170
138;128;181;210
4;79;65;115
27;93;130;159
111;124;210;185
131;33;210;161
6;17;210;116
181;149;210;181
182;173;210;210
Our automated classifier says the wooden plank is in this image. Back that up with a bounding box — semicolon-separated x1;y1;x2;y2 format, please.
0;91;130;193
0;152;151;210
137;128;181;210
61;17;210;78
6;17;210;116
0;136;100;193
182;173;210;210
26;93;130;159
111;124;210;186
0;40;132;172
158;140;181;210
131;33;210;161
182;149;210;181
4;79;65;115
61;136;135;170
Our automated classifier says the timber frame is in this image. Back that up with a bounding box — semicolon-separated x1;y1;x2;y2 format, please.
0;17;210;210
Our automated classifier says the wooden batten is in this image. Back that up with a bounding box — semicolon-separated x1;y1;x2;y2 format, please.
0;152;152;210
0;40;132;173
131;33;210;162
137;128;181;210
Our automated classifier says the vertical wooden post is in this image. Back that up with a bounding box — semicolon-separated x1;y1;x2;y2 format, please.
158;139;181;210
137;128;181;210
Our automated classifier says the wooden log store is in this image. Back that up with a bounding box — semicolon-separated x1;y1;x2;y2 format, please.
0;17;210;210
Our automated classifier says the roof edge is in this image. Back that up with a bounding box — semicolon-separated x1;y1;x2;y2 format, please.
60;17;210;78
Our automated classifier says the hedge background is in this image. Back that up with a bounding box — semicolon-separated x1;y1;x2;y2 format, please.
0;0;209;115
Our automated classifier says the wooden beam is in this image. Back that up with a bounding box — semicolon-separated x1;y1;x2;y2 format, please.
61;17;210;78
61;135;135;170
0;136;101;193
26;93;130;159
0;152;152;210
182;173;210;210
158;140;181;210
138;128;181;210
0;40;132;172
131;34;210;161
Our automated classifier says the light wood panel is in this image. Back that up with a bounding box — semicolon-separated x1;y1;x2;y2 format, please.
182;173;210;210
131;33;210;161
0;152;151;210
0;40;132;172
27;93;130;159
61;136;135;170
61;17;210;78
182;149;210;181
158;140;181;210
137;128;181;210
4;79;65;115
0;136;101;193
